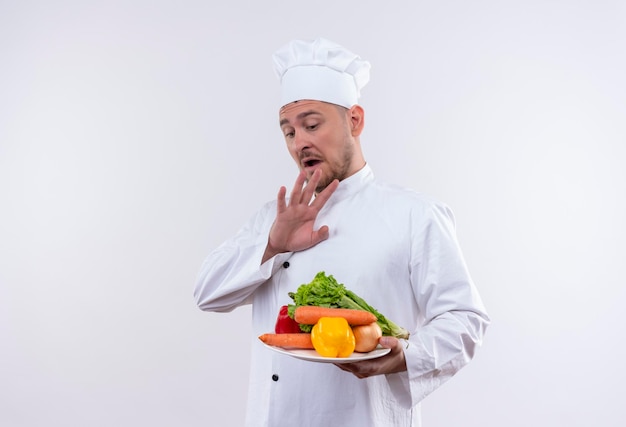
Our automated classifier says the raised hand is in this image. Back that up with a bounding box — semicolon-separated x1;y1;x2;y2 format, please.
262;169;339;263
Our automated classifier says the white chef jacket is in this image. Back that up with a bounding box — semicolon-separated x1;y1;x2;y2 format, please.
195;164;489;427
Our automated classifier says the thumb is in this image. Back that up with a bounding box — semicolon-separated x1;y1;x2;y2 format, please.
312;225;330;244
378;336;399;349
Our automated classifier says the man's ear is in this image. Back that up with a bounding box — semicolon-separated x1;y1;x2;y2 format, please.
348;105;365;137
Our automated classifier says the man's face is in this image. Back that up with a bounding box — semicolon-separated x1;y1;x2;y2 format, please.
279;100;361;192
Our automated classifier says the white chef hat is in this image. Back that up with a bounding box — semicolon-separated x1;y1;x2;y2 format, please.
272;38;371;108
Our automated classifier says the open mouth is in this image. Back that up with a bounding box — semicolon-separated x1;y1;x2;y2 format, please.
303;159;322;168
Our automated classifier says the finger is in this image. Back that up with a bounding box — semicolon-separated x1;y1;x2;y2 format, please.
310;178;339;210
378;336;399;349
300;168;321;204
276;186;287;213
288;171;307;205
334;362;358;374
334;362;370;379
309;225;330;246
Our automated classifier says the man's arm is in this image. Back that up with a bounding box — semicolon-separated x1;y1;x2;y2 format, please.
336;202;489;409
195;169;338;312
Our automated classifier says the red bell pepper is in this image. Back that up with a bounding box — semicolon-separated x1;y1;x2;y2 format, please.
274;305;303;334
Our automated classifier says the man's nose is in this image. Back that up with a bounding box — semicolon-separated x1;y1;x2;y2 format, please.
293;131;310;151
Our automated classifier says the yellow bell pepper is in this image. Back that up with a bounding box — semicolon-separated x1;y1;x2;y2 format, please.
311;317;356;358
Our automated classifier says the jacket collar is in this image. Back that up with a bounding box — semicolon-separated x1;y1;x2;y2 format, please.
325;163;373;203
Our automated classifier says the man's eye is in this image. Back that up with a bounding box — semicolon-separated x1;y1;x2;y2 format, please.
284;131;294;138
306;124;318;131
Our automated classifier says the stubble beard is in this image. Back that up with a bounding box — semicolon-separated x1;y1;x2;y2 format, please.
313;141;354;193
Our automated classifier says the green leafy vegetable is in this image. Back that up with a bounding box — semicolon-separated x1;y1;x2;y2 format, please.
288;271;410;339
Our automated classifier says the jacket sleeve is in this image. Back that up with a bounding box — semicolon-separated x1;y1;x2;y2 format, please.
193;202;293;312
387;201;490;408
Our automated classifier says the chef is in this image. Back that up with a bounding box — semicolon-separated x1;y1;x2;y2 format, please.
194;37;490;427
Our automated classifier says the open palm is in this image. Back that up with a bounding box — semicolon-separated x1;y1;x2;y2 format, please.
263;169;338;262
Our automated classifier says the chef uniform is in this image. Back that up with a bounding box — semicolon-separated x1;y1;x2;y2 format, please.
194;38;490;427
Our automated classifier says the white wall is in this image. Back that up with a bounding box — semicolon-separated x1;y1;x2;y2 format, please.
1;1;625;426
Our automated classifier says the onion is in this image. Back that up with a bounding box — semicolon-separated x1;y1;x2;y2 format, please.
352;322;382;352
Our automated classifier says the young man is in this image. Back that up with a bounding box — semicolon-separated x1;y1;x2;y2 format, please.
195;38;489;426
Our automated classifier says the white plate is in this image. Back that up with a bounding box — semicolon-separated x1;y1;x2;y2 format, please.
263;343;391;364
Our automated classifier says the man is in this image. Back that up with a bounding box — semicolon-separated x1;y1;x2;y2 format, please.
195;38;489;426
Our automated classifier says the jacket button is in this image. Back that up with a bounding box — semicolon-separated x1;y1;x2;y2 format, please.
272;374;279;382
282;261;290;268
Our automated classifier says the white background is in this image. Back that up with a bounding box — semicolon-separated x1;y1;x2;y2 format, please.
1;1;625;426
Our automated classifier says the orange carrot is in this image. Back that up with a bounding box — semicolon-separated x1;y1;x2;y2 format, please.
258;333;314;349
294;306;377;326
